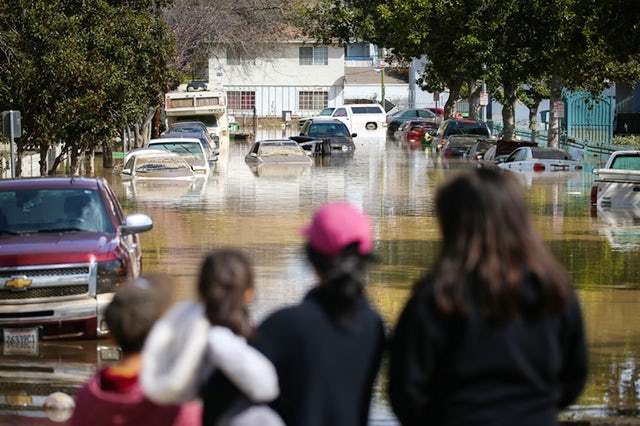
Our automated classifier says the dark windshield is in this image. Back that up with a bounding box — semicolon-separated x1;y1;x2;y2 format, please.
532;149;571;160
0;189;113;235
149;142;204;158
446;122;490;136
172;116;217;127
308;122;350;137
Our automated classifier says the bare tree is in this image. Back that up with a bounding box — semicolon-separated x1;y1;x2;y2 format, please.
163;0;300;75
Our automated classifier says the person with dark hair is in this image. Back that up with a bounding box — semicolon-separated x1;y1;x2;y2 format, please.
141;249;281;426
389;168;588;426
70;274;201;426
253;202;386;426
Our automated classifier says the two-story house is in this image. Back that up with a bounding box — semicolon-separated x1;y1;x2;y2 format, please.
209;42;345;118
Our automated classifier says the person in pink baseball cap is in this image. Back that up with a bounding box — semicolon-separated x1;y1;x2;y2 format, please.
253;202;385;426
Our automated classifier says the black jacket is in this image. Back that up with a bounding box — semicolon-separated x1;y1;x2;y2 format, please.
253;287;385;426
389;279;588;426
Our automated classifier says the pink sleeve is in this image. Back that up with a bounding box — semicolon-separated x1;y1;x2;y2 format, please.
173;401;203;426
67;384;91;426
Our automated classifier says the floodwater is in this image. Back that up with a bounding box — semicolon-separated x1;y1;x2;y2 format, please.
2;129;640;425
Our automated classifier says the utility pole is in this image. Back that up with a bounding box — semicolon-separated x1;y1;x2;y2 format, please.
380;48;386;109
481;64;488;123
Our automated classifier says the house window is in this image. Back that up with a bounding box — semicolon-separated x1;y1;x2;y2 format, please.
299;91;328;111
227;91;256;111
299;46;328;65
227;48;254;66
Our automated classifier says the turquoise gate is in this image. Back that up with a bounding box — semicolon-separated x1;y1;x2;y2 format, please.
564;91;615;146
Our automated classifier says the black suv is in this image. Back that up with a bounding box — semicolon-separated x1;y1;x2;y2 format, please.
291;118;356;155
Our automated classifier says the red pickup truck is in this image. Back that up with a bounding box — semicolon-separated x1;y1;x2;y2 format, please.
0;177;152;341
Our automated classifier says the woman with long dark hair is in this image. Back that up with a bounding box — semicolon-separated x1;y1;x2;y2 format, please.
253;202;386;426
389;168;588;426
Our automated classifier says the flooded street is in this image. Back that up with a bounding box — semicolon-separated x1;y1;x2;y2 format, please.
3;132;640;424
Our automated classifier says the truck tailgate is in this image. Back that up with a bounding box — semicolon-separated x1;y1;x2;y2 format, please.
596;180;640;208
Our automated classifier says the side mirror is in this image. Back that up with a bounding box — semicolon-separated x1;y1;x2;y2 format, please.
351;133;357;138
120;214;153;236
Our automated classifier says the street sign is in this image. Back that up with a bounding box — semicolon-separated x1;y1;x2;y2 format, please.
2;111;21;139
433;92;440;102
479;92;489;106
553;101;565;119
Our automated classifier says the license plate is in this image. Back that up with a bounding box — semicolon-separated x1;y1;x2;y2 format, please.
3;328;39;356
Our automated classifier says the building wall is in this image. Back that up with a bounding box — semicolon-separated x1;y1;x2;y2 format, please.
224;85;344;118
210;44;344;87
209;43;345;117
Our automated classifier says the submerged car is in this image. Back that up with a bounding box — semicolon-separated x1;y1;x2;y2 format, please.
395;120;438;149
498;147;582;172
245;140;313;166
441;135;486;159
387;109;437;138
147;138;210;174
0;178;152;339
433;119;491;153
295;118;356;155
121;149;196;180
160;131;219;164
465;139;496;160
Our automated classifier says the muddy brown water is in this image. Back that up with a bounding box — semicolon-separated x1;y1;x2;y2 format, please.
2;134;640;425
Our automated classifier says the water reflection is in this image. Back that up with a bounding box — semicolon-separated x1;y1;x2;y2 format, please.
4;136;640;424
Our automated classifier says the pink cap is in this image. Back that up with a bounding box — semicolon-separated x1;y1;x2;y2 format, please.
302;202;373;256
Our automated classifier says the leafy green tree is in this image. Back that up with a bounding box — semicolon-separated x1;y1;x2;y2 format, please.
0;0;175;175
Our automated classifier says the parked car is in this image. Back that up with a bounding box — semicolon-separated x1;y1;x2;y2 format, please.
245;139;313;166
482;140;538;163
591;150;640;209
498;147;581;172
147;138;210;174
465;139;496;160
331;104;387;135
395;120;438;149
295;118;356;154
441;135;486;159
160;131;219;164
298;107;336;128
387;109;437;138
121;149;196;180
433;119;491;153
0;177;153;339
426;107;445;119
168;120;220;145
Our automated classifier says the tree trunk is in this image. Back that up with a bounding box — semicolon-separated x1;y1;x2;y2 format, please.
548;76;563;148
39;144;48;176
134;123;142;148
468;82;481;121
152;107;161;139
102;141;113;169
15;145;23;177
70;146;81;176
528;100;542;143
88;147;96;176
444;81;462;119
501;83;517;141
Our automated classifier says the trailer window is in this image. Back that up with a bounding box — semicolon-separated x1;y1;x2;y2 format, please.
611;155;640;170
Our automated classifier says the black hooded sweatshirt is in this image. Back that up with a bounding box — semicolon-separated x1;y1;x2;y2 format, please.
389;278;588;426
253;286;385;426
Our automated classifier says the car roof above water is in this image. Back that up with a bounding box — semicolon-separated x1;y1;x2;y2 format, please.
0;177;101;191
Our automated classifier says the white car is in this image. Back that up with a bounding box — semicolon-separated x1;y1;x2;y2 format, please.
331;104;387;136
147;137;210;174
498;147;582;172
121;149;196;180
591;150;640;209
